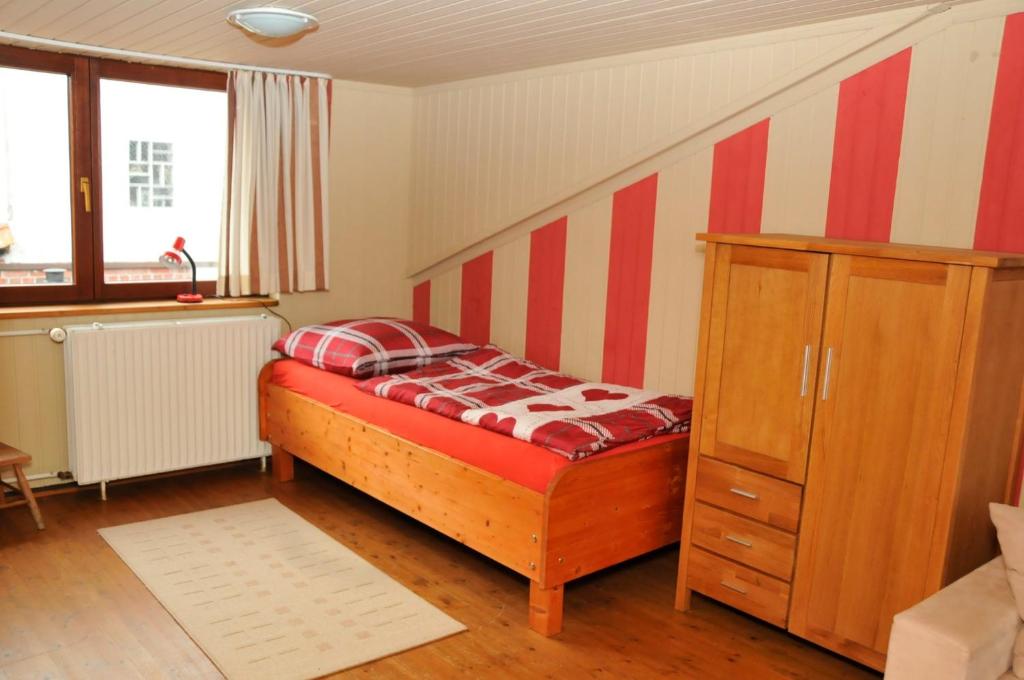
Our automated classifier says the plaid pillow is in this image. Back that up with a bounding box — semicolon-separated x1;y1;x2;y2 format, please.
272;318;477;378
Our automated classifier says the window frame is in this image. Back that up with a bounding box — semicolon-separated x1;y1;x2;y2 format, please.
0;45;226;306
90;58;225;302
0;45;93;305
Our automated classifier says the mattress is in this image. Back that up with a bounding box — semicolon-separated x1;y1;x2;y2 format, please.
270;359;687;493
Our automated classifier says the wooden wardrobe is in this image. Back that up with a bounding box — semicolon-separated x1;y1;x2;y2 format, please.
675;233;1024;671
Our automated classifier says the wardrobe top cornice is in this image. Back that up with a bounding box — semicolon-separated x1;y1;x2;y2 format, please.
698;233;1024;269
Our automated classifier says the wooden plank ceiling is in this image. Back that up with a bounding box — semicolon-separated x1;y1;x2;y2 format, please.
0;0;941;85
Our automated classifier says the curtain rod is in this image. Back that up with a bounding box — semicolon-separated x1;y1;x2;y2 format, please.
0;30;332;79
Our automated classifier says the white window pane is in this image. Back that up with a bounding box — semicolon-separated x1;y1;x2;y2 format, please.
100;80;225;282
0;66;74;287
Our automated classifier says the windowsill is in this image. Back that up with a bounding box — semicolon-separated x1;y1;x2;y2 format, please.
0;296;277;320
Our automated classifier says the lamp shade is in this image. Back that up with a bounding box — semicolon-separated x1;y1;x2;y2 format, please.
227;7;318;38
159;250;182;267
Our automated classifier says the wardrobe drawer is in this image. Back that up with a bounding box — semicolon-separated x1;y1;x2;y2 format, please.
687;547;791;627
691;502;796;581
694;457;802;532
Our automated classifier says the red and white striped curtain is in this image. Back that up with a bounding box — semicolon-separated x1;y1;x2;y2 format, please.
218;70;331;297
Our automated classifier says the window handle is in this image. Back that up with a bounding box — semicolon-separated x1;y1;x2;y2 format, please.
80;177;92;213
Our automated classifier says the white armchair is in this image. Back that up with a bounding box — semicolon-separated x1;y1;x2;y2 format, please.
885;557;1020;680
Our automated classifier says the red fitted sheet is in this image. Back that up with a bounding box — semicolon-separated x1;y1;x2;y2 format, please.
270;359;687;493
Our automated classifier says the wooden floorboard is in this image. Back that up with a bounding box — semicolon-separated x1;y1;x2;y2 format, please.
0;461;879;679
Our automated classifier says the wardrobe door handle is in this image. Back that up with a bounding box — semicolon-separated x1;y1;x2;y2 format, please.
800;344;811;397
821;347;834;401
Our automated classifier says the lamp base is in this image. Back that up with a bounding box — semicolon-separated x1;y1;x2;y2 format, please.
176;293;204;304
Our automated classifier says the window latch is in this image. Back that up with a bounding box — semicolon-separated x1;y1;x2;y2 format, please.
79;176;92;213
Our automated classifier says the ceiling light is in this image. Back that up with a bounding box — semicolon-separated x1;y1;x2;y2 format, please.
227;7;319;39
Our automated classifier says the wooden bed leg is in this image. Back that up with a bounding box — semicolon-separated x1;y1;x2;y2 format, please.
675;585;692;611
272;445;294;483
528;582;564;636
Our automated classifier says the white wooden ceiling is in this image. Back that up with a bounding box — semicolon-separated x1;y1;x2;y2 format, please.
0;0;942;85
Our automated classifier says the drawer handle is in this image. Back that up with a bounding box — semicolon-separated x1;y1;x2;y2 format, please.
720;580;747;595
729;487;759;500
724;534;753;548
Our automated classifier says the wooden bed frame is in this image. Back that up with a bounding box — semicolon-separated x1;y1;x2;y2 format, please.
258;360;688;635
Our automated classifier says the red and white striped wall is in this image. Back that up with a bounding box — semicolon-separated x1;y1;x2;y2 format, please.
413;11;1024;399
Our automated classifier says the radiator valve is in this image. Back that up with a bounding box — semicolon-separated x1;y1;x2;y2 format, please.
49;327;67;343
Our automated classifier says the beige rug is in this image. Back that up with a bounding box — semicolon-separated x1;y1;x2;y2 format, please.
99;498;465;679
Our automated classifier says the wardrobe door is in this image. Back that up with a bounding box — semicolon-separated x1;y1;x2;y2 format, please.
788;255;971;670
700;245;828;483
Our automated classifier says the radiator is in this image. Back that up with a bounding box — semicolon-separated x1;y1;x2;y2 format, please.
63;315;279;487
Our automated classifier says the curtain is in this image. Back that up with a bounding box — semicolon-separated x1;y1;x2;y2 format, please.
219;70;331;297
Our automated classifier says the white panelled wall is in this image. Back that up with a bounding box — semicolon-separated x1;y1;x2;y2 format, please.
409;18;872;272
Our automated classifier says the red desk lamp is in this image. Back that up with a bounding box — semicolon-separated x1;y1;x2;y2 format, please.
159;236;203;303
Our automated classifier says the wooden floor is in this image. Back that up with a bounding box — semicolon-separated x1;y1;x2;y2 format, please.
0;462;880;680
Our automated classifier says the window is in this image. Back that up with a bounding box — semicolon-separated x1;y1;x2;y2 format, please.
99;71;225;287
0;53;78;299
0;45;226;305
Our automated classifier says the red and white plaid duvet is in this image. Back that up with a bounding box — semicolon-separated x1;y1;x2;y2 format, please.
356;346;692;460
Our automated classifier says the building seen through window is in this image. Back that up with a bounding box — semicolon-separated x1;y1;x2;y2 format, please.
129;140;174;208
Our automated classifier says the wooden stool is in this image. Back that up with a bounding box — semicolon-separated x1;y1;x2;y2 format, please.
0;444;44;530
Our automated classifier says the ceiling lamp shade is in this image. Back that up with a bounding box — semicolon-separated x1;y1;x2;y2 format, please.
227;7;319;38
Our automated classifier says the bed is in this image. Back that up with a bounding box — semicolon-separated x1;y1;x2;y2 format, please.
258;357;689;635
